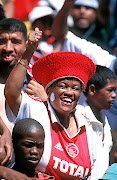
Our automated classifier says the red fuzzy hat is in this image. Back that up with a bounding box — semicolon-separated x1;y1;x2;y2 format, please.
32;52;96;90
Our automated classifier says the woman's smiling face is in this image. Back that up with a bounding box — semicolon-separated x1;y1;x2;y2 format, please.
47;77;82;116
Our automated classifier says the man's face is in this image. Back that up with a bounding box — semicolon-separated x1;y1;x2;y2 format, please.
91;79;117;110
15;128;44;171
71;5;97;29
0;31;27;68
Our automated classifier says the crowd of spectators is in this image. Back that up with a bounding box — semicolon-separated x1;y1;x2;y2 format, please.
0;0;117;179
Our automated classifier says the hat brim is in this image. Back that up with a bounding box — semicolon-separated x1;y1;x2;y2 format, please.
45;76;84;91
74;0;99;9
29;7;56;24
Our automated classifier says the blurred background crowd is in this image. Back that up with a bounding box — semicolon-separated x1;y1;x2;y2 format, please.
1;0;117;52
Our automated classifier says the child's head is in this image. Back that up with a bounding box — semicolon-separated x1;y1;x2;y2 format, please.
84;65;117;110
29;6;55;40
12;118;45;175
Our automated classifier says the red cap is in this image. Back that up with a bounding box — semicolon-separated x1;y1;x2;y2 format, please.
32;52;96;90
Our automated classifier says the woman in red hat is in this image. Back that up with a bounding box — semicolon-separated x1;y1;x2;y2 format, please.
5;28;98;180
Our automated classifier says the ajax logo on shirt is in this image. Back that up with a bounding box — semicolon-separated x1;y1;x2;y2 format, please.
66;143;79;158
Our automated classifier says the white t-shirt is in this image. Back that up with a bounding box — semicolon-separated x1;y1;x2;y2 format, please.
82;101;112;178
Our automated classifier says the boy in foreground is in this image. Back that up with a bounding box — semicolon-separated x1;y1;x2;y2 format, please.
12;118;54;179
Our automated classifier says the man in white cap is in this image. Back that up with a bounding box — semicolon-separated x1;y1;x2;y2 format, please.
52;0;112;53
71;0;99;32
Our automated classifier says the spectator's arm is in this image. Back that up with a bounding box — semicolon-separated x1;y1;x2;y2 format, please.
52;0;75;44
0;117;13;166
25;79;48;102
3;0;14;18
0;166;30;180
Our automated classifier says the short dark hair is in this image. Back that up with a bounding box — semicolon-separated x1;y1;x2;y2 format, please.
84;65;117;96
0;18;27;41
12;118;45;147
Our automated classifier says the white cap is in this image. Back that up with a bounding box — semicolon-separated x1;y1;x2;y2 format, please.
47;0;65;11
75;0;99;9
29;6;56;24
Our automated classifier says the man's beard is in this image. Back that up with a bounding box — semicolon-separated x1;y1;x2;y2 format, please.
0;60;16;76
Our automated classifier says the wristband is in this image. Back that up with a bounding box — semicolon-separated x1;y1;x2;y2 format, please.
18;59;28;69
